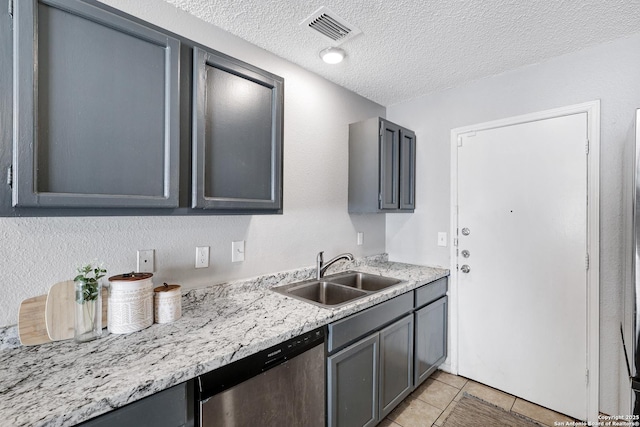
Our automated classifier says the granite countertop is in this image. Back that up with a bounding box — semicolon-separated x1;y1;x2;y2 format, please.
0;255;448;427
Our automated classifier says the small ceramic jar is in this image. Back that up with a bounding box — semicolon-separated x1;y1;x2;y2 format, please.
107;272;154;334
153;283;182;324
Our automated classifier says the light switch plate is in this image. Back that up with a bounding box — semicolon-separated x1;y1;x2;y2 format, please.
232;241;245;262
137;249;155;272
437;232;448;247
357;232;364;246
195;246;209;268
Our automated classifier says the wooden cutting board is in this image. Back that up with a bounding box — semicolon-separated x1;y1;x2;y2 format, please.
45;281;108;341
18;295;52;346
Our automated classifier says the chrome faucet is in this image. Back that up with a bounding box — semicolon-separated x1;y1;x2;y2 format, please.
316;251;354;280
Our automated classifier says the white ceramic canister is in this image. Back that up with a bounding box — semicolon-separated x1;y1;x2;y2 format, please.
107;272;154;334
153;283;182;324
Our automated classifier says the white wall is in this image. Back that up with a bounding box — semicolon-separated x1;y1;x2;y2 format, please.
0;0;386;327
386;33;640;415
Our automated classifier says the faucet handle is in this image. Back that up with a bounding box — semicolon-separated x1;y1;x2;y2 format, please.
316;251;324;280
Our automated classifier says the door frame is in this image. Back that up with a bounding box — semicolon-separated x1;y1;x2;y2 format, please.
448;101;600;421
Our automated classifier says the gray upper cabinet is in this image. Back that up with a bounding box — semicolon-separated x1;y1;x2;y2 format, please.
12;0;180;208
379;120;401;210
348;117;416;213
2;0;284;216
192;47;283;211
399;128;416;210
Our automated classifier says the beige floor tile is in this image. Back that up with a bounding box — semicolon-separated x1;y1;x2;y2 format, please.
512;398;574;426
388;401;411;423
378;418;403;427
461;380;516;411
434;400;458;426
412;378;460;410
390;371;581;427
431;370;468;389
388;395;442;427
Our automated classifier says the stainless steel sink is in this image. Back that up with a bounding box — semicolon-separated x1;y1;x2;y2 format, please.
329;272;401;291
272;271;403;308
286;281;368;306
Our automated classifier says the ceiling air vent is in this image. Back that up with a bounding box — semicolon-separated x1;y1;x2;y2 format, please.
300;6;361;45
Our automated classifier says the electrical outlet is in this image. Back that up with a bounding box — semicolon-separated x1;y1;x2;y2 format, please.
437;232;448;247
232;241;245;262
137;249;155;272
196;246;209;268
357;232;364;246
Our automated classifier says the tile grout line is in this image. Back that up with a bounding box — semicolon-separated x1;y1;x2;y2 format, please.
435;398;459;427
432;373;468;390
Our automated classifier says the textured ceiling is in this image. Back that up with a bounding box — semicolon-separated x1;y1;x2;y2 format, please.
163;0;640;106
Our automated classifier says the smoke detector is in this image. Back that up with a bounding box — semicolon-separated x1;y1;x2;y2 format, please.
300;6;362;45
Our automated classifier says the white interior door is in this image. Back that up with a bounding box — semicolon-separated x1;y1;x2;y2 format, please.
456;112;589;420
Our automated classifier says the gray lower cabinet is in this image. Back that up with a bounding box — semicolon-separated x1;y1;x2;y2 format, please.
12;0;180;209
328;333;379;427
379;314;414;419
348;117;416;213
327;278;448;427
78;381;193;427
413;277;448;388
192;47;283;211
328;314;413;427
415;296;448;387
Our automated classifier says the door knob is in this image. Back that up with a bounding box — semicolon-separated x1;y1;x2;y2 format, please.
461;228;470;236
460;265;470;273
461;250;470;258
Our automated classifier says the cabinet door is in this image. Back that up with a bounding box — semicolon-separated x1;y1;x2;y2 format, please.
399;129;416;210
328;334;379;427
13;0;180;208
379;314;414;419
415;296;448;386
192;47;283;211
379;119;401;210
78;382;191;427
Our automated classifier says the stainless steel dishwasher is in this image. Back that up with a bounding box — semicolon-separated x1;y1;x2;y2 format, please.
196;327;325;427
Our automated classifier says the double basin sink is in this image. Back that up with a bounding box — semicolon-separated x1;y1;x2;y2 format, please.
273;271;402;308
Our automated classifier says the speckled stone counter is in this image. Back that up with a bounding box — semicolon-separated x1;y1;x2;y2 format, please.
0;255;448;427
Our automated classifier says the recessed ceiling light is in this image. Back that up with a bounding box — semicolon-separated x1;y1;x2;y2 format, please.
320;47;345;64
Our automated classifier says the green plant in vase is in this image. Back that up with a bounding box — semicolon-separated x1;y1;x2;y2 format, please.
74;263;106;342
